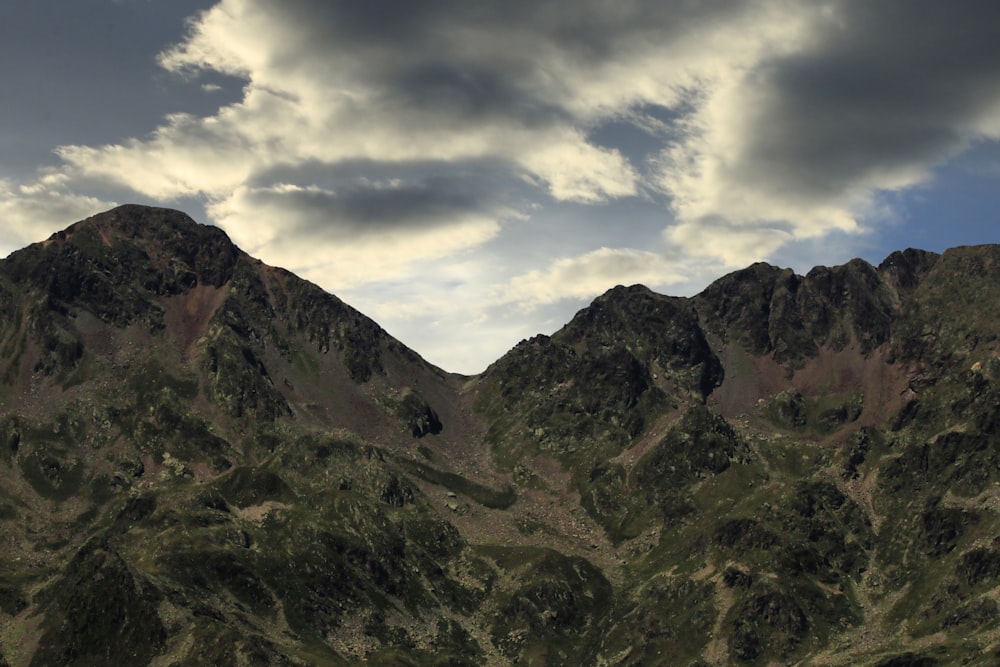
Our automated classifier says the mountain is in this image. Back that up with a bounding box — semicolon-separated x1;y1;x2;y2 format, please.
0;204;998;666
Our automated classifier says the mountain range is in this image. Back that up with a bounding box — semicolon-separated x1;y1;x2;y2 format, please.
0;204;998;666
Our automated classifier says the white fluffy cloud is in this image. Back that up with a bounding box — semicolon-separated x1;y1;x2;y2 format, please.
664;222;793;269
498;247;695;308
0;177;115;255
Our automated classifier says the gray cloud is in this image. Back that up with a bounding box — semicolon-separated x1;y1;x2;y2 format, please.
383;60;566;128
248;160;530;236
165;0;764;128
265;0;755;61
732;0;1000;201
237;164;517;238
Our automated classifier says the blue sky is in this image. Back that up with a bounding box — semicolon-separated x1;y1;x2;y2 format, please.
1;0;999;373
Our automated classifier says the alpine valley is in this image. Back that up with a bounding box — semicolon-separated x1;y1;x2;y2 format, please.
1;205;999;666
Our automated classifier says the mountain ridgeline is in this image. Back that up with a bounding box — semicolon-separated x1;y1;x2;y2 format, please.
0;205;998;666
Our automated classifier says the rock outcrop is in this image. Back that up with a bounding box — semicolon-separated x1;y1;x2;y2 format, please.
0;205;998;666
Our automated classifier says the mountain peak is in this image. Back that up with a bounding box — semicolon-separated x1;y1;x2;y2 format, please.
42;205;242;286
58;204;221;243
3;206;1000;666
0;204;425;397
4;205;242;310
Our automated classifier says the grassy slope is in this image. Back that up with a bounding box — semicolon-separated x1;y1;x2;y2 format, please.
0;207;998;666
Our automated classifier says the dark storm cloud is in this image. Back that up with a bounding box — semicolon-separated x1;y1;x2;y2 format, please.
736;0;1000;200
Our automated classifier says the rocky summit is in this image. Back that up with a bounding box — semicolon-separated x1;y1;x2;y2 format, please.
0;205;999;666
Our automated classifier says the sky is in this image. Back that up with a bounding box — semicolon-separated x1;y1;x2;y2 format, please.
1;1;999;374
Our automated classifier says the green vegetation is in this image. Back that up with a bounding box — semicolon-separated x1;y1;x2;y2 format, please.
1;206;999;665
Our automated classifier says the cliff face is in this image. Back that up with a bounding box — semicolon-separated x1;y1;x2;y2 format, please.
0;205;998;666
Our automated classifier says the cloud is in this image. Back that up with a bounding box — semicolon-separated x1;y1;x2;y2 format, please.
6;0;1000;370
92;0;720;205
51;0;806;304
497;247;696;308
207;179;503;288
48;1;810;244
0;177;115;255
664;221;793;268
656;0;1000;262
340;259;522;374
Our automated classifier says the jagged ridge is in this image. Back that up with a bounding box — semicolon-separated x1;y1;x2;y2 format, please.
0;205;998;666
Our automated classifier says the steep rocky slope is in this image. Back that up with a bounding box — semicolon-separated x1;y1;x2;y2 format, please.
0;205;998;666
